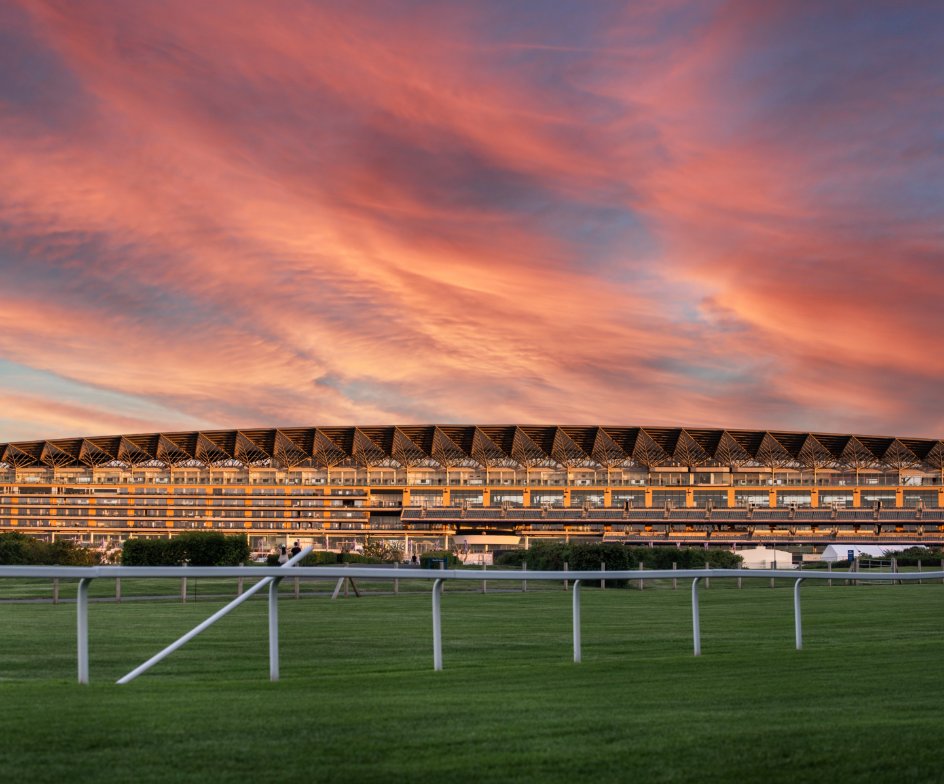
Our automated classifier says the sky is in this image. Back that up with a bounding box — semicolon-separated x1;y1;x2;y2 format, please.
1;0;943;442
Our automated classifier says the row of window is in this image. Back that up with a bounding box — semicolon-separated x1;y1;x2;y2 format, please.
4;470;943;489
5;488;944;513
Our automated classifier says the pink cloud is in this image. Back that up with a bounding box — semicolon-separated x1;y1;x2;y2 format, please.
0;1;941;440
0;392;172;441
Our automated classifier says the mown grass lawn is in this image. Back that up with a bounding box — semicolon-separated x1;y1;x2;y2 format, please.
0;579;942;783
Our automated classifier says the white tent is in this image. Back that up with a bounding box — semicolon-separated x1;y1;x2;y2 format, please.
453;533;520;565
737;546;796;570
820;543;923;563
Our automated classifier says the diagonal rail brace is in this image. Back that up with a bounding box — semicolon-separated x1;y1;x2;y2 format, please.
117;547;312;684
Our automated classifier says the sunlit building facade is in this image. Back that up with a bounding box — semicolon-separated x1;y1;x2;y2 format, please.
2;425;944;553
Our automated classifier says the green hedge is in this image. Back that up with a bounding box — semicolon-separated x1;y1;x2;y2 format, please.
419;550;461;568
0;532;98;565
295;551;387;566
890;547;944;567
493;549;528;567
520;543;742;587
122;532;250;566
264;551;395;566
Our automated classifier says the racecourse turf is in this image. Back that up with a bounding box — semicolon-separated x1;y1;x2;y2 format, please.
0;577;942;783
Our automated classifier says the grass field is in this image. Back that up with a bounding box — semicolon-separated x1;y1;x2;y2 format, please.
1;578;942;783
0;568;562;601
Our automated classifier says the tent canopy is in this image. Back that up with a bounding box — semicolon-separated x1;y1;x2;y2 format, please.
820;544;924;562
737;547;796;569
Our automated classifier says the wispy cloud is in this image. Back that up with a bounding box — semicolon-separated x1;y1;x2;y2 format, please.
1;0;941;440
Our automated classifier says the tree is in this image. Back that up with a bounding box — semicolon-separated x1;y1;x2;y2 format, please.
362;538;403;563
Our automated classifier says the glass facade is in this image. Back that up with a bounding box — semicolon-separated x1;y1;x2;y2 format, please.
778;491;811;507
904;490;938;508
820;492;853;507
735;492;770;507
2;425;943;547
693;491;728;509
652;490;687;508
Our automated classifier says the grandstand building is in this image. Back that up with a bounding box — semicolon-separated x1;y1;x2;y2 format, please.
2;425;944;555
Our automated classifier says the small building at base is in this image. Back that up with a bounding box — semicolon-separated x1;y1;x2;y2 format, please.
453;534;521;565
737;546;796;569
820;544;923;563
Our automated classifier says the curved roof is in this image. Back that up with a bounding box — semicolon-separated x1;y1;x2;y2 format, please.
1;425;943;471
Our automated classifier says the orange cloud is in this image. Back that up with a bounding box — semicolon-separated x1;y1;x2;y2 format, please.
0;1;941;440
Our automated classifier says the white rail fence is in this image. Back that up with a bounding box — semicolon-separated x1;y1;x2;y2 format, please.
1;554;940;684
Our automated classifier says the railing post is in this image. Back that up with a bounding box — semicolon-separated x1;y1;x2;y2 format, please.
672;561;677;590
563;561;569;591
705;561;710;589
77;577;93;684
181;576;187;604
53;577;60;605
269;577;283;681
827;560;832;587
33;561;939;688
394;561;399;595
691;577;702;657
521;562;527;593
482;562;487;594
572;579;582;663
638;562;644;591
115;577;121;604
793;578;805;651
601;562;606;590
432;578;444;671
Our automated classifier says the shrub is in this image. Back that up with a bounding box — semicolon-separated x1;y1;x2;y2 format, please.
419;550;461;568
523;542;571;571
568;543;636;587
890;547;943;566
298;551;337;566
294;550;392;566
0;532;98;565
336;552;372;564
122;532;249;566
121;538;181;566
0;532;44;565
519;543;741;586
639;547;742;570
493;549;528;567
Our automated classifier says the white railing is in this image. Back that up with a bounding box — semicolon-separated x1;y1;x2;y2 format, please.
0;561;940;684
